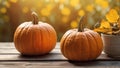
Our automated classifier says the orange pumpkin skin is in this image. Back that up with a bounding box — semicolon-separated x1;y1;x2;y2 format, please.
14;12;57;55
60;29;103;61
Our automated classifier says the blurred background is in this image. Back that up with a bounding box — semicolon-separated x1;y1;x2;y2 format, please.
0;0;120;42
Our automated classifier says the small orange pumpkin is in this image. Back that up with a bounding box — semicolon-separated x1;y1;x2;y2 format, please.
60;16;103;61
14;12;57;55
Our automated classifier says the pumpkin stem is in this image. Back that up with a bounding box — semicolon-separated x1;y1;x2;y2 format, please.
78;16;85;32
32;12;39;24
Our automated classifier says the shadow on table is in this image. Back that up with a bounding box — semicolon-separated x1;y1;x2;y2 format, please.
17;53;120;66
68;60;120;66
18;53;66;61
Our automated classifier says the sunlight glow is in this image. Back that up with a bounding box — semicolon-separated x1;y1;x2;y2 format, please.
9;0;18;3
61;7;71;16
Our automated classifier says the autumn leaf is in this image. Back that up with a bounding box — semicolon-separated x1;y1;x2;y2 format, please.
106;9;119;23
100;20;111;28
94;28;112;33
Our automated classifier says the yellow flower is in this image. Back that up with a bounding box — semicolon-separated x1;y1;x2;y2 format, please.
100;20;111;28
95;0;109;9
61;7;71;16
85;4;94;12
0;7;7;14
106;9;119;23
78;9;85;16
70;0;80;7
101;0;109;9
71;20;78;28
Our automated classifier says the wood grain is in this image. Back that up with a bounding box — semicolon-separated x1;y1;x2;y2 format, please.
0;42;119;61
0;42;120;68
0;61;120;68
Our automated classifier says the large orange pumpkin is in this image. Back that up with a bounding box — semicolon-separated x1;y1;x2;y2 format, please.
14;12;57;55
60;16;103;61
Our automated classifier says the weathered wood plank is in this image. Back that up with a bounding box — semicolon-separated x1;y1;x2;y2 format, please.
0;52;119;61
0;42;120;67
0;48;61;53
0;43;14;48
0;53;65;61
0;42;60;48
0;42;61;53
0;42;120;61
0;61;120;68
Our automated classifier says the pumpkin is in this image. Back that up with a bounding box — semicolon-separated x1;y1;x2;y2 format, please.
60;16;103;61
14;12;57;55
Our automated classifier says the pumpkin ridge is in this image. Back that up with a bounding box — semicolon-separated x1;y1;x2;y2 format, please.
38;24;43;54
83;33;91;60
39;23;56;54
48;24;57;51
88;31;101;58
81;33;90;61
60;30;72;57
39;25;46;53
84;32;98;60
31;26;40;55
90;31;103;56
38;24;45;54
65;31;77;60
74;32;82;60
24;23;34;54
72;32;83;60
29;26;34;54
68;31;78;60
60;30;73;58
22;23;34;55
14;23;30;54
43;24;53;53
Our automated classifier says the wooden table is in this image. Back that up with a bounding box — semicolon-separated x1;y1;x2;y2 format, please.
0;42;120;68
